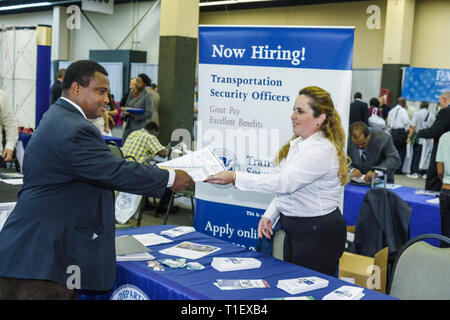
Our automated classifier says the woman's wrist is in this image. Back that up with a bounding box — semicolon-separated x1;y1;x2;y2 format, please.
232;171;236;186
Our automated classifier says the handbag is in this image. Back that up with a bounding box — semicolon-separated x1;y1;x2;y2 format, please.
368;107;386;129
115;192;143;224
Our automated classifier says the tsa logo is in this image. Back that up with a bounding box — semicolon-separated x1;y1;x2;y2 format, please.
213;148;240;189
214;148;239;171
110;284;149;300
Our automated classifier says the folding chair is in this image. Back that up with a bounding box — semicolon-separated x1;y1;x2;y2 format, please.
387;234;450;299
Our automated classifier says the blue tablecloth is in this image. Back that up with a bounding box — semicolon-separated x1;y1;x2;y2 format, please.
18;133;32;149
344;184;441;244
19;133;122;149
78;225;395;300
102;135;122;147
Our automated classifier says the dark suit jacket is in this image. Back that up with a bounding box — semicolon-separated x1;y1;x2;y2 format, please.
348;128;401;182
0;98;169;291
50;80;63;105
417;105;450;190
349;99;369;125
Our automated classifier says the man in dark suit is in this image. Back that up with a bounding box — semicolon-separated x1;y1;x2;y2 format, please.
418;91;450;191
349;92;369;126
50;68;65;104
0;60;193;299
348;122;401;183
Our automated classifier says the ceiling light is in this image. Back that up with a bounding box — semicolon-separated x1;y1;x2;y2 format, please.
0;2;53;12
199;0;277;7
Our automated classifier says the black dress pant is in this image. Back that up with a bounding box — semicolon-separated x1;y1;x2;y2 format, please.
0;277;77;300
280;208;346;276
440;189;450;248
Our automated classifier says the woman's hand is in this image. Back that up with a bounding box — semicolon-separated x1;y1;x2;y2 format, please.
204;171;235;185
258;217;274;239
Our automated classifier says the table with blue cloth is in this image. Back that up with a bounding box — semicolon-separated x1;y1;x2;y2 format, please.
344;184;441;241
78;225;395;300
102;135;122;147
20;133;122;148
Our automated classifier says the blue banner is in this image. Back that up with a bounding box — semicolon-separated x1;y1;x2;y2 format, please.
402;67;450;102
196;25;354;250
199;26;354;70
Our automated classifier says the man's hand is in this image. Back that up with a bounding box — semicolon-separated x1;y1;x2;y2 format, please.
350;168;363;178
364;170;378;183
1;149;13;162
257;217;274;239
170;170;194;193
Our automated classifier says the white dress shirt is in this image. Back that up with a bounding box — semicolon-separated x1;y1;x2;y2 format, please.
235;131;342;224
387;105;410;130
61;97;175;186
0;89;19;153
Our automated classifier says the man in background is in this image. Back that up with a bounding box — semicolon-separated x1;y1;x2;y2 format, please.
50;69;65;104
348;122;401;183
436;131;450;247
0;89;18;168
418;91;450;191
349;92;368;126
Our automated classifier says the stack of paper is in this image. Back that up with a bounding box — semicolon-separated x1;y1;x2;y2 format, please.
156;146;226;182
115;235;151;256
214;279;270;290
161;226;195;237
116;252;155;262
159;241;221;259
277;277;329;295
211;257;261;272
322;285;365;300
132;233;173;246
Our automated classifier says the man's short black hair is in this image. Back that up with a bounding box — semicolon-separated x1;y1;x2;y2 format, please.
354;92;362;100
138;74;151;87
145;122;159;132
62;60;108;92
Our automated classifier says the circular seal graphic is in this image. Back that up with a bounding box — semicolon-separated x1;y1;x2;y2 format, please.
110;284;149;300
212;148;240;189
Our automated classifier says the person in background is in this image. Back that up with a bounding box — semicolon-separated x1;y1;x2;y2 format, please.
106;93;118;130
120;78;136;109
387;97;410;172
348;122;400;183
378;95;391;120
50;69;65;104
0;89;18;168
122;122;170;165
417;91;450;191
406;101;436;179
206;86;349;276
121;74;153;142
367;97;386;130
349;92;368;126
147;83;160;126
436;131;450;247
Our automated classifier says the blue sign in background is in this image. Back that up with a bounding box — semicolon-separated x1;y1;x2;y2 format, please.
199;26;354;70
402;67;450;102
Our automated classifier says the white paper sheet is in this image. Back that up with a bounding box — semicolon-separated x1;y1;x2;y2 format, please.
159;241;221;259
157;146;226;182
132;233;173;246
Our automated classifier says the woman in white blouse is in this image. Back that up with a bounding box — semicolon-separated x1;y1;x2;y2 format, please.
205;86;350;275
